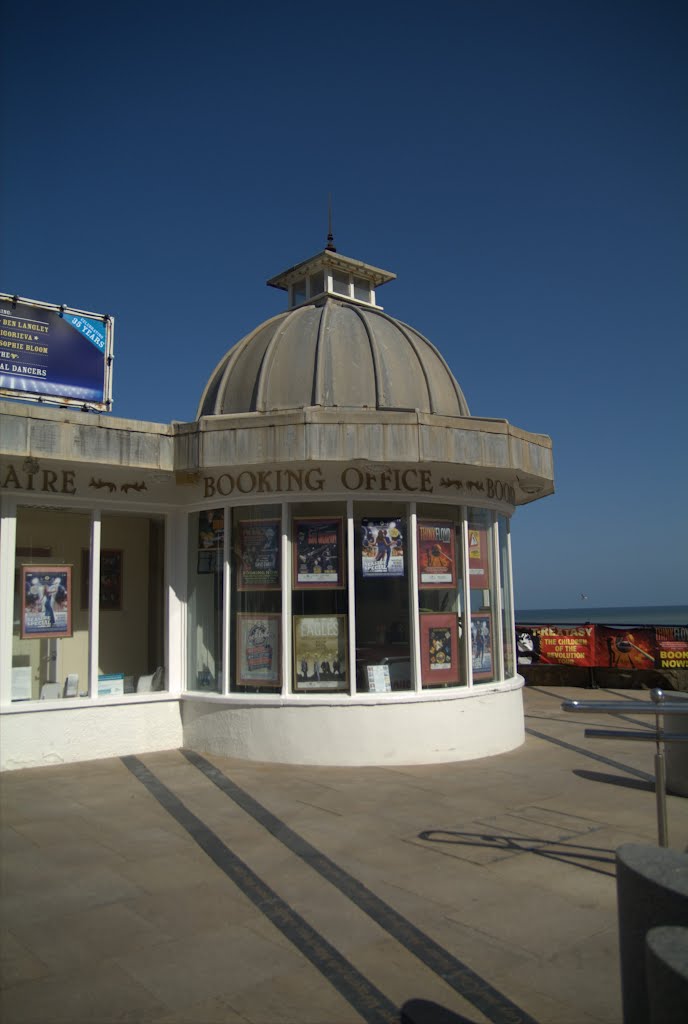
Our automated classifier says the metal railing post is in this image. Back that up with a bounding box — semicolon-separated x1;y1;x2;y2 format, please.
562;688;688;847
651;689;669;847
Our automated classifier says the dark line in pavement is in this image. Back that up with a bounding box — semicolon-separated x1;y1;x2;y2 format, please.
525;727;654;782
121;755;399;1024
181;748;538;1024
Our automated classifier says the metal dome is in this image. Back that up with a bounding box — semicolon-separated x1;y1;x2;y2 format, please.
197;297;470;419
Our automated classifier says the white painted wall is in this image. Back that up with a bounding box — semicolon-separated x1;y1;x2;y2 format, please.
181;681;525;766
0;699;183;771
1;681;525;771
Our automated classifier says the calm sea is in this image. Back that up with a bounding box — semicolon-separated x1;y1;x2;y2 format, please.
515;605;688;626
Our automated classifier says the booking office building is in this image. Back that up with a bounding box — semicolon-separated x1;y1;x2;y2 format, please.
0;246;554;770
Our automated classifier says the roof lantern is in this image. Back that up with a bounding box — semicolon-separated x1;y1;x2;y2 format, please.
267;249;396;310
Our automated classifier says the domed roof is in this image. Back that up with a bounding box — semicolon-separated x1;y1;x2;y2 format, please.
197;250;470;419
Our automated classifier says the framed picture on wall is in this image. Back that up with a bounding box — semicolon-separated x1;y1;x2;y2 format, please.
417;520;456;588
293;518;344;588
236;519;281;590
81;549;123;610
293;614;348;691
419;613;460;686
21;565;72;639
236;613;281;688
471;611;493;680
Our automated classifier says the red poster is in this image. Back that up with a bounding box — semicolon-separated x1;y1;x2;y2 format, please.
516;624;595;667
468;525;488;590
417;520;456;589
595;626;657;670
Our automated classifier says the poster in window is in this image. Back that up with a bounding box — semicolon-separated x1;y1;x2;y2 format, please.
360;518;405;579
197;509;224;574
468;525;489;590
236;519;281;590
81;549;123;609
21;565;72;639
293;517;343;588
417;520;456;588
293;615;348;691
420;613;460;686
236;613;281;687
471;612;493;680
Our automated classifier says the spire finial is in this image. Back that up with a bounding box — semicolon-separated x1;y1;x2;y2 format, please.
326;193;336;252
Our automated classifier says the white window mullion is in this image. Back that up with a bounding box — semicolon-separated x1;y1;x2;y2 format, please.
281;501;290;696
0;494;17;707
490;512;504;681
89;512;101;698
222;505;231;695
408;504;422;692
167;510;185;696
347;499;356;696
505;518;516;679
459;509;472;687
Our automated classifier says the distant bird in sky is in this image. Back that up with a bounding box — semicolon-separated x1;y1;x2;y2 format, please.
580;593;589;601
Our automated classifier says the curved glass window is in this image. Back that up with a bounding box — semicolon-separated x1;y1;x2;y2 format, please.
467;509;497;684
185;500;514;696
291;502;348;694
230;504;282;694
416;504;466;689
354;505;411;692
498;515;515;678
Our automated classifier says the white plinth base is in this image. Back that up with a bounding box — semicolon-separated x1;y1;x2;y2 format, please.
181;680;525;766
0;699;183;771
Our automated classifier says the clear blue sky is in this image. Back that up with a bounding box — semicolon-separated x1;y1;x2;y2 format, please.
1;1;686;609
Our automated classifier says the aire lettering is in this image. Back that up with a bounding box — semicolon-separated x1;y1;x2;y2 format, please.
0;464;76;494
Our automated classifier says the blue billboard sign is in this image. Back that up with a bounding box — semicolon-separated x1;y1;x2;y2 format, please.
0;294;113;410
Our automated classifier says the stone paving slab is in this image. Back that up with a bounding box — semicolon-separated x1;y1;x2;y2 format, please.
2;685;688;1024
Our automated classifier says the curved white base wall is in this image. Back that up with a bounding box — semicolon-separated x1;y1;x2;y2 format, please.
0;681;525;771
182;680;526;766
0;699;183;771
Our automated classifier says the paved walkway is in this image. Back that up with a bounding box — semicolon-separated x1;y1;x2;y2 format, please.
1;686;687;1024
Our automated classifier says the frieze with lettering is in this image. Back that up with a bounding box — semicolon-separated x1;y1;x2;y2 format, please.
1;461;516;506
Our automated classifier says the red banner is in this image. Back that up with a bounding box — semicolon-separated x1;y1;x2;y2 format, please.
654;625;688;670
516;624;595;667
594;626;657;670
517;622;688;670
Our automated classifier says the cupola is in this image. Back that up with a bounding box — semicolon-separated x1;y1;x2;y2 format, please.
197;245;470;419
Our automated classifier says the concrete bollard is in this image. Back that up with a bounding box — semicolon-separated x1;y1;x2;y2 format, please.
665;692;688;796
616;844;688;1024
645;925;688;1024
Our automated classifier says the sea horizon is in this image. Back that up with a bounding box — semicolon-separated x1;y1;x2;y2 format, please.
514;604;688;626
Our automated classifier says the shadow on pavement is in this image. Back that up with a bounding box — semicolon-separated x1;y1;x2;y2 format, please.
401;998;479;1023
574;768;653;791
418;828;616;877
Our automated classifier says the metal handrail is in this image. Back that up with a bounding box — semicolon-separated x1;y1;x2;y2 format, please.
561;688;688;847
